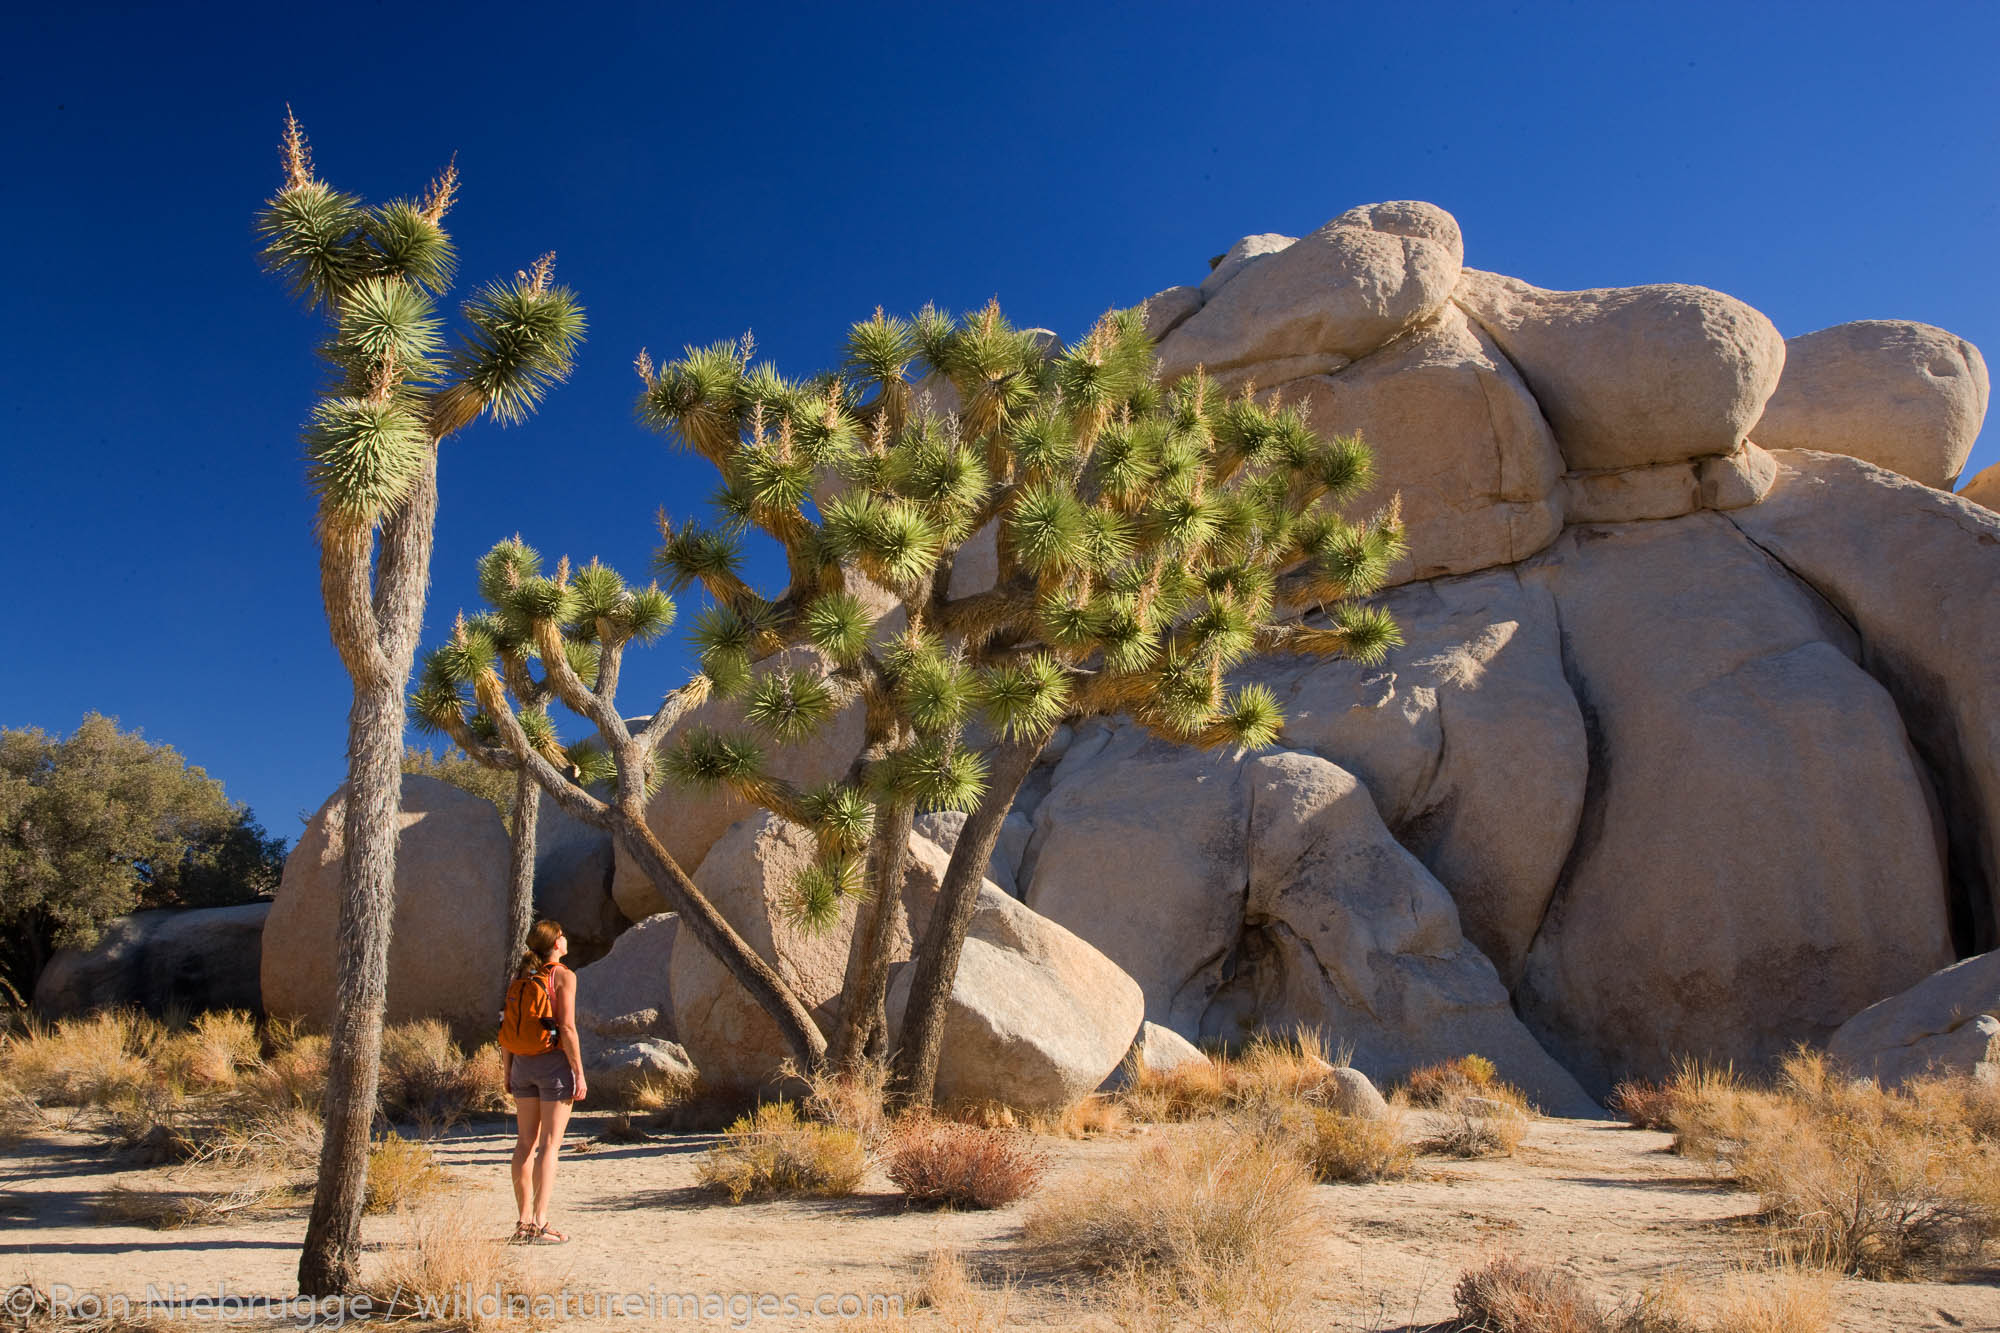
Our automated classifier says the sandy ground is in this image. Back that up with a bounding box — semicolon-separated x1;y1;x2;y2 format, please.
2;1107;1996;1330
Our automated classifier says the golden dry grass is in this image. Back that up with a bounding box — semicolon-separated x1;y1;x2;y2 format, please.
1024;1120;1315;1322
1421;1089;1532;1159
363;1131;449;1214
366;1204;548;1329
378;1020;507;1130
696;1101;868;1202
1117;1030;1344;1123
1453;1254;1604;1333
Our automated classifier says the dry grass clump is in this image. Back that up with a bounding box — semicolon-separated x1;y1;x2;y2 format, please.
696;1101;868;1202
367;1204;545;1328
378;1020;507;1129
1452;1254;1603;1333
0;1075;44;1143
1119;1030;1340;1122
1607;1078;1679;1131
93;1178;291;1230
1;1011;155;1106
800;1060;890;1145
201;1104;323;1173
364;1131;449;1213
241;1029;329;1113
157;1011;261;1092
1292;1104;1415;1183
885;1117;1048;1209
1451;1254;1834;1333
1728;1050;2000;1277
1405;1053;1501;1106
910;1244;1009;1331
1037;1094;1127;1138
1024;1121;1315;1317
1423;1090;1532;1159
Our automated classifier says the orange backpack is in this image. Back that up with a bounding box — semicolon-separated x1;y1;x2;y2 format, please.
499;966;559;1056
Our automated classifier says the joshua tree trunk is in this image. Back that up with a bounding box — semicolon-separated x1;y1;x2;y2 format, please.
504;767;539;981
610;799;827;1071
830;800;915;1069
892;732;1044;1106
298;461;438;1296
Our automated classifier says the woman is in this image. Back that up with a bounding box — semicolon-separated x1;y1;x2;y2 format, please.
499;918;587;1243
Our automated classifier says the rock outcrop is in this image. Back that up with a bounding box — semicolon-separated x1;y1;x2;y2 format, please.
886;887;1145;1111
263;776;512;1032
1752;321;1990;489
34;904;269;1019
532;791;623;966
1515;516;1954;1092
575;912;677;1038
1454;270;1786;471
1020;727;1599;1116
1828;951;2000;1086
1960;460;2000;511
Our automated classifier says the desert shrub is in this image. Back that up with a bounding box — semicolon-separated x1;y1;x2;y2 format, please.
94;1179;287;1230
1296;1104;1414;1183
1;1010;156;1106
0;1076;44;1143
696;1102;868;1202
378;1021;506;1128
1405;1053;1500;1107
1037;1095;1127;1139
364;1131;449;1213
1423;1089;1531;1159
1727;1050;2000;1277
148;1010;262;1094
911;1244;1010;1331
241;1030;329;1113
202;1104;323;1173
1658;1059;1760;1165
1120;1030;1342;1122
1024;1122;1314;1312
1607;1078;1678;1131
368;1204;544;1328
886;1118;1047;1209
801;1060;889;1145
1452;1254;1605;1333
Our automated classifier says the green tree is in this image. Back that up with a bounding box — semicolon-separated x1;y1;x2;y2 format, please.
640;301;1405;1104
256;110;584;1295
408;542;844;1070
0;715;285;997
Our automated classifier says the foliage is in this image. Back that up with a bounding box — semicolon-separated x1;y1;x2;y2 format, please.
695;1101;868;1201
0;715;285;994
885;1117;1048;1208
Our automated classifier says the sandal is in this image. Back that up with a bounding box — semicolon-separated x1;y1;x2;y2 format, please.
509;1222;537;1244
528;1222;570;1245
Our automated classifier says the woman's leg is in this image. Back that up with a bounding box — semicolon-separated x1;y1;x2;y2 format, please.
511;1097;542;1228
530;1095;574;1235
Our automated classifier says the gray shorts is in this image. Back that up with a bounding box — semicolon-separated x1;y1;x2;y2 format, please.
507;1048;577;1101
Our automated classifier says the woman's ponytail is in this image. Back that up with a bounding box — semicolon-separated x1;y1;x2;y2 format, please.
517;919;565;979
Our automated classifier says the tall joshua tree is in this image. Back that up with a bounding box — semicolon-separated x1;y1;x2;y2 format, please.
256;111;584;1294
639;302;1407;1102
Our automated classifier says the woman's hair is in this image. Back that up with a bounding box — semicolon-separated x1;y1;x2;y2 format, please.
517;919;564;978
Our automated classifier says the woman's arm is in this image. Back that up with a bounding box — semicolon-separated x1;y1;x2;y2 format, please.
552;967;588;1103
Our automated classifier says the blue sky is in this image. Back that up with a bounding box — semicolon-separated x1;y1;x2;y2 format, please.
4;2;1995;840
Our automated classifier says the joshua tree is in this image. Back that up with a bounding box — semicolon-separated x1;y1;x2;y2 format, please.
639;302;1407;1103
256;111;584;1294
408;541;861;1071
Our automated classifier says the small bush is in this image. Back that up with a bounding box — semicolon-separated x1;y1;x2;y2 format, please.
202;1105;323;1174
1036;1095;1127;1139
365;1131;449;1214
2;1011;156;1106
163;1010;261;1091
1120;1029;1340;1122
0;1076;43;1143
1607;1078;1678;1131
1024;1122;1314;1310
1296;1105;1414;1183
242;1030;329;1113
696;1102;868;1202
94;1179;288;1230
886;1118;1047;1209
801;1061;889;1145
1452;1254;1605;1333
1728;1050;2000;1277
1422;1089;1531;1159
911;1244;1011;1331
379;1021;506;1128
